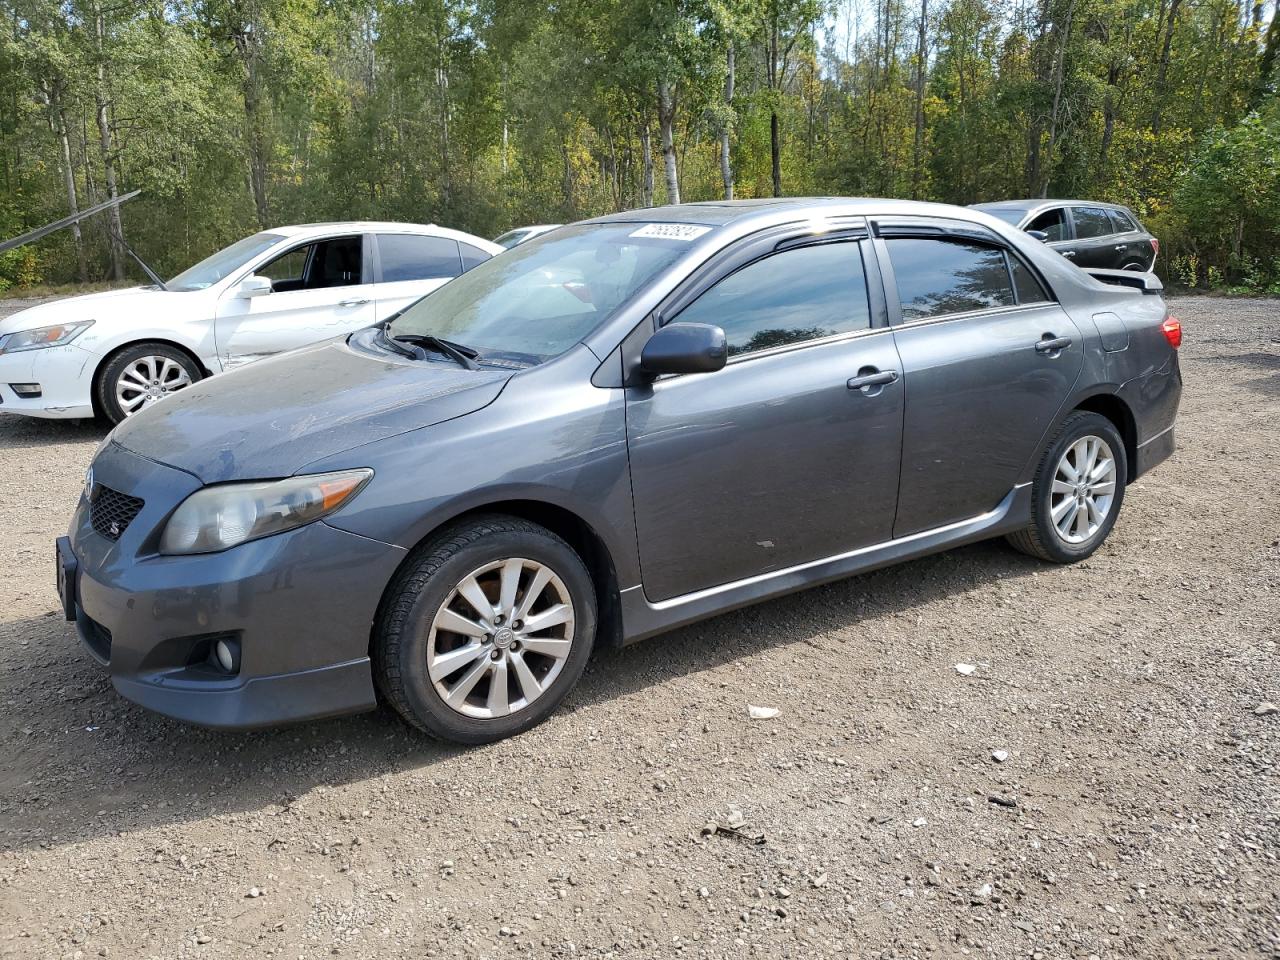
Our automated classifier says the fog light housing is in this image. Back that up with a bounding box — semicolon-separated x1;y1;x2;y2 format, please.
213;638;241;674
9;383;41;398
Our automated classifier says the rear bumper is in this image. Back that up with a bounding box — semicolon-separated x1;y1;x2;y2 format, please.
63;441;407;729
1134;424;1176;478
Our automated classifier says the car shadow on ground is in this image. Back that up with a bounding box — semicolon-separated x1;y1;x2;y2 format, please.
0;537;1046;854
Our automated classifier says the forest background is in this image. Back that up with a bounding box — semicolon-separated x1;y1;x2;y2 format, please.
2;0;1278;292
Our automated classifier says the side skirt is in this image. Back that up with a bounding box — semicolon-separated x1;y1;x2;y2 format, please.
617;484;1033;645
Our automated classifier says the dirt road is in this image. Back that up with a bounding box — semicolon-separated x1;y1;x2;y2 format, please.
1;296;1277;959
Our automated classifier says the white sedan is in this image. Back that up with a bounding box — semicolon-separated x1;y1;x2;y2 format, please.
0;221;502;423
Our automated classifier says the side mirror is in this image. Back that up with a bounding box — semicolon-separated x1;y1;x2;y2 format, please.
640;322;727;376
237;275;273;298
1026;229;1050;243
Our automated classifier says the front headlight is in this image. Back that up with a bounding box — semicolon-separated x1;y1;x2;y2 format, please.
0;320;94;354
159;469;373;555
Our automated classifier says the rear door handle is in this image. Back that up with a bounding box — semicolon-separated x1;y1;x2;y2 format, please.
338;297;370;307
847;369;899;392
1062;251;1077;259
1035;335;1073;353
1114;244;1128;251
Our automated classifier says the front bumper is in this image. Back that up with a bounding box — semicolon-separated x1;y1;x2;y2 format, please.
0;343;97;418
63;441;406;729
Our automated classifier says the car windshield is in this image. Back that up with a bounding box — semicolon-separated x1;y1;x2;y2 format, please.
387;222;703;365
977;207;1027;226
493;230;528;249
166;232;284;291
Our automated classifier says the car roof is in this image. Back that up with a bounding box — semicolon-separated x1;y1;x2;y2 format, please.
584;197;1020;230
269;222;504;253
971;199;1134;213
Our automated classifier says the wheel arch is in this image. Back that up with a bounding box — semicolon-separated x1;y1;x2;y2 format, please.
373;498;626;655
89;337;213;418
1073;391;1138;483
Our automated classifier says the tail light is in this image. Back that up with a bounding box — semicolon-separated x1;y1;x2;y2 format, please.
1161;316;1182;349
1151;237;1160;258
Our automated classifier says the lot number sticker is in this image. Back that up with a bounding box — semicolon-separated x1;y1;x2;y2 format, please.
629;224;713;241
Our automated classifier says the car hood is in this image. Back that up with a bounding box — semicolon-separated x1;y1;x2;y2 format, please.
0;286;184;335
109;335;511;483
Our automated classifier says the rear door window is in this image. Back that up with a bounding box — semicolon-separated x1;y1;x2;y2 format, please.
1026;208;1069;242
885;238;1015;321
1071;207;1115;240
377;234;461;282
673;241;872;357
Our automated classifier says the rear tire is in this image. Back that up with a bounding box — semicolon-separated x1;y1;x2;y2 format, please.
373;515;597;744
1006;411;1127;564
96;342;202;424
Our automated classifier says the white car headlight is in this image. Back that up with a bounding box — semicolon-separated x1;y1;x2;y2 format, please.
159;469;373;555
0;320;94;354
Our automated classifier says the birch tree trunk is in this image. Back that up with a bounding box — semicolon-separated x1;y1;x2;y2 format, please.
720;44;734;201
92;1;125;281
640;123;654;207
911;0;928;200
658;80;680;205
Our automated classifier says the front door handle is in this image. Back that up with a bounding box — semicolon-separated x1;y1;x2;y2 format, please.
1062;250;1077;259
338;297;370;307
847;368;899;394
1035;335;1073;354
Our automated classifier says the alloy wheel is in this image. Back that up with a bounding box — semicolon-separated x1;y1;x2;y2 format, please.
426;558;575;720
115;356;194;416
1050;435;1117;544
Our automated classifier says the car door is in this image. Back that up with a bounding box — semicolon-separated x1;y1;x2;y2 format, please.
1024;206;1076;262
214;234;375;369
372;233;467;321
1066;206;1121;268
1106;209;1149;269
625;230;905;603
873;220;1084;537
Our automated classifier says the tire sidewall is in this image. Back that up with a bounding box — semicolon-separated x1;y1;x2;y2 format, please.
387;526;597;744
96;343;202;424
1032;412;1127;562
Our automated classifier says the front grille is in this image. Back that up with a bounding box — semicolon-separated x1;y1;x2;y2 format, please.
90;485;144;541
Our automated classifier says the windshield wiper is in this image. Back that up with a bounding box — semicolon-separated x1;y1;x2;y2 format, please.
393;333;481;371
373;323;426;361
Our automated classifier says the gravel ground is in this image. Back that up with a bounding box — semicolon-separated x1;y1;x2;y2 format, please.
0;295;1277;960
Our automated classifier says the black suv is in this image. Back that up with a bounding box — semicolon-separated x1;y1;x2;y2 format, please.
971;200;1158;272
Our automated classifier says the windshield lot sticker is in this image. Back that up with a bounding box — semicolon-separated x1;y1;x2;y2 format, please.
630;224;713;241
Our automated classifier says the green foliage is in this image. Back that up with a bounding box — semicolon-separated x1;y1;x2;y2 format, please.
0;0;1274;290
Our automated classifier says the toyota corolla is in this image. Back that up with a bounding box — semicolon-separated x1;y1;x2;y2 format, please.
56;198;1183;743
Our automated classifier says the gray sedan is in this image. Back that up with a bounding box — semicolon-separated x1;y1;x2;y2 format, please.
57;198;1183;743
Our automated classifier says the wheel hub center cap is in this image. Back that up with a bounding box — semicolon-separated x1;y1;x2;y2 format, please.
493;627;514;649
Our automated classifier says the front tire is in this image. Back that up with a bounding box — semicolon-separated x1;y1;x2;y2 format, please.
373;516;597;744
1007;411;1127;563
96;342;202;424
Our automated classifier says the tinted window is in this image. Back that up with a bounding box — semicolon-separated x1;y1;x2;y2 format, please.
1026;208;1069;242
1108;209;1138;233
674;242;871;357
257;236;363;291
1072;207;1114;239
378;234;461;282
1010;257;1050;304
459;243;491;272
886;238;1015;320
